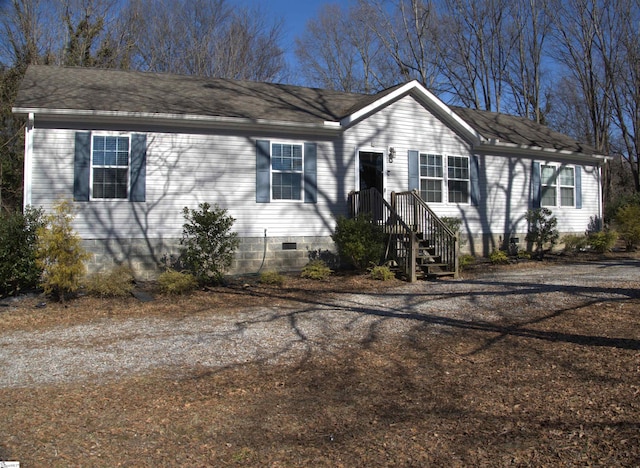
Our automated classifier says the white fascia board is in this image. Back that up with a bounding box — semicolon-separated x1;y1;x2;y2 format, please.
12;107;343;135
339;81;484;143
475;140;610;164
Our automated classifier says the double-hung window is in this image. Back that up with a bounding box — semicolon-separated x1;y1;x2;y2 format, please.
271;143;303;200
559;167;575;206
91;135;130;199
447;156;469;203
541;164;575;207
419;153;443;202
418;154;469;204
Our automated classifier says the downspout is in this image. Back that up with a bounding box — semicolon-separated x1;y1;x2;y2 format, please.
23;112;34;210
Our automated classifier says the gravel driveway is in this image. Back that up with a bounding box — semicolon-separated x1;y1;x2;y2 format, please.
1;259;638;388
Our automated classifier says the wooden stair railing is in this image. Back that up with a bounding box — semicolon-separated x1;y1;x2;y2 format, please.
391;190;458;279
349;188;458;281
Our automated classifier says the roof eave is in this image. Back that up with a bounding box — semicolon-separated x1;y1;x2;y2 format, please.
475;140;610;163
12;107;343;135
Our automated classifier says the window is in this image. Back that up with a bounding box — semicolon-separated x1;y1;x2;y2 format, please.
91;135;130;199
541;165;556;206
418;154;469;203
559;167;575;206
419;153;442;202
540;165;575;207
271;143;303;200
256;139;317;204
447;156;469;203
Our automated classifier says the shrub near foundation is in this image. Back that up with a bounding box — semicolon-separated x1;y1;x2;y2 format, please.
301;260;332;280
0;206;44;296
158;269;198;295
84;265;134;298
36;200;90;302
332;214;385;271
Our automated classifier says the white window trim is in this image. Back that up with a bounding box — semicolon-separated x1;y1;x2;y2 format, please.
446;155;471;205
270;140;304;202
559;166;576;207
89;132;131;201
419;153;471;205
419;153;443;203
541;164;576;208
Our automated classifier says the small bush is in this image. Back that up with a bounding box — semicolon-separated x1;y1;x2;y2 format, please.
158;269;198;295
525;208;559;259
332;214;385;271
440;216;466;247
489;249;509;264
562;234;588;252
0;206;44;296
181;202;239;285
84;265;134;297
615;204;640;250
459;254;476;271
517;249;531;260
301;260;332;280
259;270;285;286
369;265;395;281
36;200;91;301
587;230;618;253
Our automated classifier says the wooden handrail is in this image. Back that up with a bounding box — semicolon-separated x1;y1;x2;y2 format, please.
392;190;458;277
349;188;419;281
348;188;459;280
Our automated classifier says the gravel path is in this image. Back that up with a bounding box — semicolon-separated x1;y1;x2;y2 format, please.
1;260;639;388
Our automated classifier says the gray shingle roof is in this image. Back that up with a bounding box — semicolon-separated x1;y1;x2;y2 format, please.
451;106;598;155
14;65;366;124
15;65;599;156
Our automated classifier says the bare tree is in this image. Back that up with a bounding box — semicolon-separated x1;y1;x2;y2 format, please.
357;0;441;90
548;0;611;153
505;0;552;123
295;3;395;92
128;0;285;81
215;7;286;82
595;0;640;192
436;0;518;112
0;0;59;66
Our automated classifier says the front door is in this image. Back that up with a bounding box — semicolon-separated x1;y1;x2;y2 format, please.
358;151;385;195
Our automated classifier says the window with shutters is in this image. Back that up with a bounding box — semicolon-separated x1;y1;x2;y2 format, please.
541;164;575;207
91;135;130;199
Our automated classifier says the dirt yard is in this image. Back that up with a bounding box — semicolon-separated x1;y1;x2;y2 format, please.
1;254;639;466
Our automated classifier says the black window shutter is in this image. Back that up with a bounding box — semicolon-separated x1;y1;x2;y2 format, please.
256;140;271;203
575;166;582;209
74;132;91;201
531;161;541;208
304;142;317;203
470;155;480;206
130;133;147;202
408;150;419;191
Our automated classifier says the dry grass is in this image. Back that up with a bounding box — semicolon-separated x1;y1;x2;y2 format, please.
1;256;639;466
